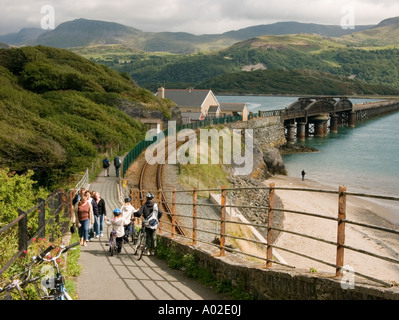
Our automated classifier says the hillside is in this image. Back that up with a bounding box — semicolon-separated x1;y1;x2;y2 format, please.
87;33;399;95
201;69;399;95
0;46;174;188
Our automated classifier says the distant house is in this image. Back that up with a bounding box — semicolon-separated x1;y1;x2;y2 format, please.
219;103;248;121
156;87;220;122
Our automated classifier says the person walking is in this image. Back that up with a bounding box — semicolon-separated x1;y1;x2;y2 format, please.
114;156;121;178
301;170;306;181
121;197;137;243
72;193;94;246
102;158;110;177
134;192;162;256
84;190;98;240
72;187;85;206
94;191;106;238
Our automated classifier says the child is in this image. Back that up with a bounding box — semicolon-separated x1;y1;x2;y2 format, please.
104;209;125;253
121;197;138;244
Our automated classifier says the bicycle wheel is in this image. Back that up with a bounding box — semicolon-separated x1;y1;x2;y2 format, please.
110;236;116;256
131;225;136;244
133;230;145;260
132;229;142;255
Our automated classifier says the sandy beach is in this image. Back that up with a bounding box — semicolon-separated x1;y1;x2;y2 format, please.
265;174;399;285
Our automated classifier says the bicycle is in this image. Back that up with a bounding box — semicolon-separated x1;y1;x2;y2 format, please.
0;245;53;300
0;242;79;300
109;230;117;256
36;241;80;300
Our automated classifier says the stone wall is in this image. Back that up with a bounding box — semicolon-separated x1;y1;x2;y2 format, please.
158;235;399;300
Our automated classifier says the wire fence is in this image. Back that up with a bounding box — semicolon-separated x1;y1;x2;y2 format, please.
130;184;399;287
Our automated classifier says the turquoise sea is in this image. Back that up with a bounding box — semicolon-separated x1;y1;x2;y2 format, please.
217;95;399;223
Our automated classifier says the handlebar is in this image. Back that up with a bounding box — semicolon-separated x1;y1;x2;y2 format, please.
39;244;55;258
34;241;80;263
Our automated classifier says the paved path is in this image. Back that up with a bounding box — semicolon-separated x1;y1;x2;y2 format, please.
76;164;227;300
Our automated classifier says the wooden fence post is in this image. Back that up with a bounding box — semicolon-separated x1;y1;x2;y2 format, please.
266;182;275;268
220;185;226;256
158;188;162;234
18;208;28;253
172;188;176;238
193;187;197;245
38;198;46;239
336;185;347;276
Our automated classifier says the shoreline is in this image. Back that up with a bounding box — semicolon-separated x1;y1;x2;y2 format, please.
264;174;399;284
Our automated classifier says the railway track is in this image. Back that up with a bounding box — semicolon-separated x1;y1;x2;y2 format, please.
138;137;186;237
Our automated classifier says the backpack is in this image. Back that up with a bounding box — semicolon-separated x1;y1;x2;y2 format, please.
115;157;121;168
143;204;159;230
102;158;110;168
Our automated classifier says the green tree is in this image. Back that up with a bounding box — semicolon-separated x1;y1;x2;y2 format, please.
0;169;48;224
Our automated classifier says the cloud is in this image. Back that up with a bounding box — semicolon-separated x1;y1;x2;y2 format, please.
0;0;398;36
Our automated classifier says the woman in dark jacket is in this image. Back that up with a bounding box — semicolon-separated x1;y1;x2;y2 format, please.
94;192;106;238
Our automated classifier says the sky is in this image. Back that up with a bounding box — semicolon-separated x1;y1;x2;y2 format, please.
0;0;398;36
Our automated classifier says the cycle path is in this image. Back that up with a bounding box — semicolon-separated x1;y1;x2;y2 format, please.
75;163;227;300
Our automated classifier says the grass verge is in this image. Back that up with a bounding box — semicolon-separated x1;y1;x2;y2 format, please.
156;240;257;300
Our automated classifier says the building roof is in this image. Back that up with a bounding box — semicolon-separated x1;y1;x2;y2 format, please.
208;106;219;113
219;103;247;112
160;89;215;108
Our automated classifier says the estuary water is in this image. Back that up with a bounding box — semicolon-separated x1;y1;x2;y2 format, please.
217;95;399;223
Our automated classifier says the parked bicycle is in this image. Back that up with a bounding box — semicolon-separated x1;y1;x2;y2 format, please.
0;242;79;300
0;245;53;300
36;241;80;300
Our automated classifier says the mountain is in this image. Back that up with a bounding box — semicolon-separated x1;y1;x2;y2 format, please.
0;46;174;188
222;21;372;40
0;18;377;53
0;42;10;49
339;16;399;46
36;19;144;48
0;28;48;45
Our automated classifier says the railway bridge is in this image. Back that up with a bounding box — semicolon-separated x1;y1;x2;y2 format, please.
257;97;399;143
282;96;354;142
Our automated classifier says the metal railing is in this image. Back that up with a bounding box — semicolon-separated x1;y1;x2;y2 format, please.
72;169;89;196
134;184;399;287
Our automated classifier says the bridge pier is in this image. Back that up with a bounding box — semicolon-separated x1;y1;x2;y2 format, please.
297;122;307;141
348;111;356;128
311;114;329;137
286;123;296;144
330;114;339;133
